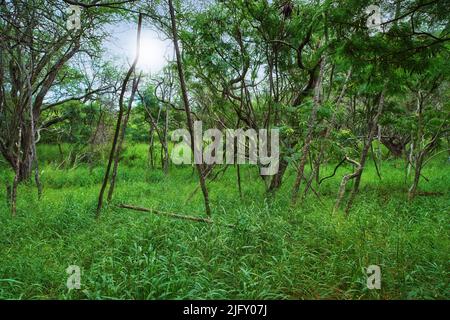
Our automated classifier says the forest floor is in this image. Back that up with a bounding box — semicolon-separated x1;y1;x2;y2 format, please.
0;144;448;299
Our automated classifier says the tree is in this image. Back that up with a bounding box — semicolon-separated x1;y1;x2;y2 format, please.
0;0;116;214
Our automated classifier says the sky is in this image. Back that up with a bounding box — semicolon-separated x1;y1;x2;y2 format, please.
103;22;173;75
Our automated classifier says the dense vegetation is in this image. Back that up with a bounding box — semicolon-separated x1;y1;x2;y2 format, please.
0;0;449;300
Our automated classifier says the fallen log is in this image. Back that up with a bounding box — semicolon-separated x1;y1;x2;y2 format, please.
117;204;235;228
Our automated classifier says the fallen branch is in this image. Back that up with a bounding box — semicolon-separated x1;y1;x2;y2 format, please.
118;204;235;228
415;191;444;197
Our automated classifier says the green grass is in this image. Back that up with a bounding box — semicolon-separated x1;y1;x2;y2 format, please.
0;144;449;299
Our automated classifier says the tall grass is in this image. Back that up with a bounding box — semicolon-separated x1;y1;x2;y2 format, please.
0;144;448;299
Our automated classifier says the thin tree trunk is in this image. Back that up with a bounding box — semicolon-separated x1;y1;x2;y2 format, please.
107;76;140;202
302;167;316;200
163;105;170;174
25;66;42;199
377;124;382;170
11;127;22;217
313;68;352;192
407;139;414;178
408;153;423;200
168;0;211;217
96;13;142;218
58;143;64;162
291;55;326;204
89;106;104;173
371;143;382;180
407;106;443;200
408;93;423;199
149;125;155;169
333;157;361;214
154;105;163;168
237;164;242;198
344;90;386;214
268;158;288;192
141;94;164;170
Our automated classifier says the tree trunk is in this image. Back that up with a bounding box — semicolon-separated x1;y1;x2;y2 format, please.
333;158;361;214
148;126;155;169
344;90;386;214
168;0;211;217
408;153;423;200
313;68;352;192
11;127;22;217
17;152;33;183
408;93;424;200
237;164;243;198
268;158;288;192
96;13;142;217
107;76;140;202
380;135;409;158
25;66;42;199
162;105;170;174
291;55;326;204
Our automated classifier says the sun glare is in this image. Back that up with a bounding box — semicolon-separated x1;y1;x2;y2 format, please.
135;30;172;74
104;25;173;75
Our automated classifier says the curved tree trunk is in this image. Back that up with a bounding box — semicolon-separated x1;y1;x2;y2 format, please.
168;0;211;217
291;55;326;204
107;76;140;202
96;13;142;217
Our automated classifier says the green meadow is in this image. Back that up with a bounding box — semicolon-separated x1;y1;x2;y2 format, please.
0;144;448;299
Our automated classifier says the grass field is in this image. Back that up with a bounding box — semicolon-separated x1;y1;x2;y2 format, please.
0;144;448;299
